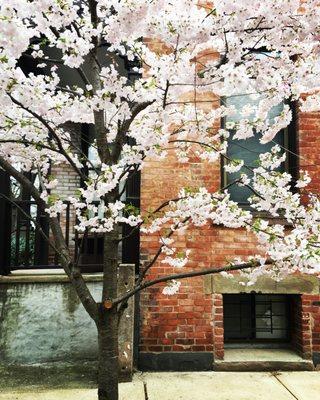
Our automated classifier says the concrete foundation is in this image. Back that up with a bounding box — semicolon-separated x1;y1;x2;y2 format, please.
0;280;100;365
0;265;135;379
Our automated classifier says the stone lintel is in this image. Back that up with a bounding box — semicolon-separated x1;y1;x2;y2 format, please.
206;274;319;295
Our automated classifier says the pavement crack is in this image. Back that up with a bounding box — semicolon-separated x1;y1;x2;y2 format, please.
272;373;299;400
143;382;149;400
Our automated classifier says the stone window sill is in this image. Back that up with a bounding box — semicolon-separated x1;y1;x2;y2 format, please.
0;269;103;283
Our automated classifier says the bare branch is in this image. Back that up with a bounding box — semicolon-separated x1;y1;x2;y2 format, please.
0;153;98;321
49;217;99;321
0;139;59;153
0;156;43;204
113;259;273;306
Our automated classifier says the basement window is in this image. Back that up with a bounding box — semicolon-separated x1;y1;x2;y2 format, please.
223;294;291;343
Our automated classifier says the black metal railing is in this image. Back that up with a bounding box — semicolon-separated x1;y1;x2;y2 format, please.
0;200;69;273
0;164;140;275
0;198;140;275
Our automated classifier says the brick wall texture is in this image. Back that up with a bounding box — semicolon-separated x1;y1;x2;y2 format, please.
139;57;320;361
51;41;320;364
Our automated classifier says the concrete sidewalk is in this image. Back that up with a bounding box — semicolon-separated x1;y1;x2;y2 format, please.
0;372;320;400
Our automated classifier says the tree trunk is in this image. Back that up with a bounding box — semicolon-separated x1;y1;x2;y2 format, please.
98;218;120;400
97;307;119;400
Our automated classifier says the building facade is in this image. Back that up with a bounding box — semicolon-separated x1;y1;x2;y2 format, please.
138;86;320;370
0;41;320;375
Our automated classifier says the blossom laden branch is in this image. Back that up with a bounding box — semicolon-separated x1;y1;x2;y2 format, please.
6;93;87;181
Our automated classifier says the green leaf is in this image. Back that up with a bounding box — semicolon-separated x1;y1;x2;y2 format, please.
47;194;60;206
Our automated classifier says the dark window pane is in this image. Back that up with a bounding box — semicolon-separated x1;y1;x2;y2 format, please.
224;294;291;342
224;95;285;204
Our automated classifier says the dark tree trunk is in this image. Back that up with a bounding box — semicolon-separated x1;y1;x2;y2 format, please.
97;221;120;400
97;307;119;400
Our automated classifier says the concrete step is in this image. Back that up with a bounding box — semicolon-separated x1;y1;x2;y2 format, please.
214;349;314;371
214;360;314;371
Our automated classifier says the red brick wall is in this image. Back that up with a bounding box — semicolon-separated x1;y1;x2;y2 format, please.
139;146;263;355
298;109;320;196
140;276;214;353
291;295;314;360
139;100;320;363
301;295;320;358
212;294;224;360
290;294;320;360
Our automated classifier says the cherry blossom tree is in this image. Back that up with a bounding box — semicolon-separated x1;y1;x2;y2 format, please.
0;1;320;399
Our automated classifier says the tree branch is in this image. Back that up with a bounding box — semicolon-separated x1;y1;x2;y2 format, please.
112;101;154;162
113;259;273;306
0;156;43;204
138;216;190;284
0;139;59;153
49;217;99;321
0;192;59;254
7;93;87;181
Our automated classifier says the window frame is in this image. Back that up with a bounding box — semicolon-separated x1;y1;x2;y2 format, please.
220;99;298;208
223;293;292;343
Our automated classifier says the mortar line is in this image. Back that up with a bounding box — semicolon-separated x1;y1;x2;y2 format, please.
272;373;299;400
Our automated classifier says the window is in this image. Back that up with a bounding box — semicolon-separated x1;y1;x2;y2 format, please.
0;169;61;274
222;94;296;205
224;294;291;342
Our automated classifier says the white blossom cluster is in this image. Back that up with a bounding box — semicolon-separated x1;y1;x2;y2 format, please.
0;0;320;293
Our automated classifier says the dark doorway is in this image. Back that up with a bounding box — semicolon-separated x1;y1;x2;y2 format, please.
223;294;291;343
